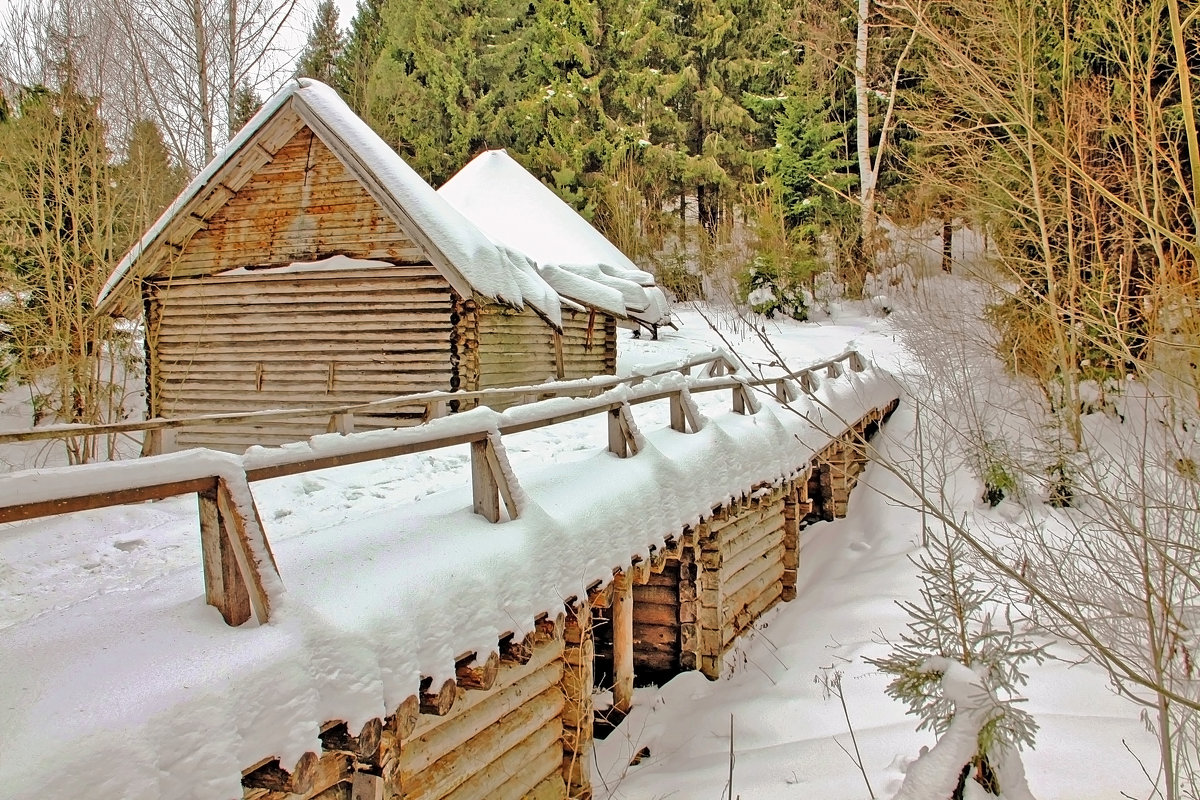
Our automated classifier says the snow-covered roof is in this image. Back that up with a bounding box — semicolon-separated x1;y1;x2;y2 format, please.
97;81;562;328
438;150;669;324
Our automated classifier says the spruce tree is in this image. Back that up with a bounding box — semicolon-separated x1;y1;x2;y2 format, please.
508;0;613;216
297;0;344;84
334;0;386;113
366;0;524;183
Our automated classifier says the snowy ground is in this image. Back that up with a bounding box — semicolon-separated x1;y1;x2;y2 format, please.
0;303;1155;798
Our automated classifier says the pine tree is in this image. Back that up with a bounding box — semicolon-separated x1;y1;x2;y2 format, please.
771;69;855;235
297;0;344;84
229;81;263;135
118;119;188;237
607;0;795;234
366;0;523;183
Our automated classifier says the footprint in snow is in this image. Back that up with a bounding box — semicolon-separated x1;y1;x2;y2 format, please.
849;541;872;552
113;539;146;552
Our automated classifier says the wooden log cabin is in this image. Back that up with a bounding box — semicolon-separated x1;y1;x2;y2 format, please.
97;80;656;454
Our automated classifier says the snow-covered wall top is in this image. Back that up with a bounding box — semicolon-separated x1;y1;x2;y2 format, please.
439;150;667;324
0;365;900;800
97;81;563;327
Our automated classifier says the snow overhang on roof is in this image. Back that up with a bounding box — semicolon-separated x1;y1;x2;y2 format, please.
97;81;562;329
438;149;669;325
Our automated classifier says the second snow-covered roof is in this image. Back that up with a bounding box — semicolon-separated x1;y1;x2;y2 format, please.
439;150;668;323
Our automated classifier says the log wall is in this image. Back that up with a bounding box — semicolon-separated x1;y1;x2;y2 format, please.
470;305;616;410
148;266;454;452
169;127;427;278
235;397;900;800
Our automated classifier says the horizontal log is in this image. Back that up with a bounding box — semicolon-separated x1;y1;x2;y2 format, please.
403;660;563;778
723;561;785;628
456;650;501;692
723;542;785;603
634;584;679;608
726;579;784;645
720;507;786;560
442;716;564;800
401;683;564;799
420;677;458;716
634;625;680;649
407;637;563;743
722;530;785;584
388;694;421;740
633;602;678;628
241;751;319;794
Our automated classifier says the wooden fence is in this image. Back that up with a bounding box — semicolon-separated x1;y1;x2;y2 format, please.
0;350;741;455
0;349;870;630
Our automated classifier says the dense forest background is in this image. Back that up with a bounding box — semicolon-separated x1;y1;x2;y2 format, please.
1;0;1199;442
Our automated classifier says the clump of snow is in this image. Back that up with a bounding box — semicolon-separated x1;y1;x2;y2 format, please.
438;149;669;324
892;658;1036;800
217;255;394;276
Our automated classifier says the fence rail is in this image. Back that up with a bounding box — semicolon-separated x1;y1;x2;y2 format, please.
0;351;742;451
0;349;871;630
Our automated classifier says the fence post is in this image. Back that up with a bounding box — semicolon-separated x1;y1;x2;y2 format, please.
199;476;277;627
471;438;501;523
612;571;634;715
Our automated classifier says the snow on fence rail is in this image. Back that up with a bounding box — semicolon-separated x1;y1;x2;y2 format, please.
0;349;741;452
0;349;873;631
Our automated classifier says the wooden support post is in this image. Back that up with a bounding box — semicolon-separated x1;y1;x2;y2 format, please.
670;392;687;433
141;426;177;456
732;383;760;415
848;350;866;372
561;603;594;799
198;475;276;627
327;412;355;435
799;370;818;393
826;361;844;379
781;483;800;602
612;572;634;716
775;379;789;402
607;408;627;457
471;438;500;522
607;404;639;457
553;331;566;380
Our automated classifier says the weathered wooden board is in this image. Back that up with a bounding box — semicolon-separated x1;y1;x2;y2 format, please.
150;266;455;452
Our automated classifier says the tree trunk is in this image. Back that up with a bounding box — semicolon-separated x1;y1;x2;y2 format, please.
855;0;875;249
942;217;953;272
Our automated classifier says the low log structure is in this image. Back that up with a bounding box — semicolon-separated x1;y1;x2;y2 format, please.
0;348;899;800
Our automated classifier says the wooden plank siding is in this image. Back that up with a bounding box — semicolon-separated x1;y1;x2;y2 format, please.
148;267;455;452
168;128;427;278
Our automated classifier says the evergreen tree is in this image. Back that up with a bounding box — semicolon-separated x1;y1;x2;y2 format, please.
508;0;613;216
867;532;1043;796
334;0;386;113
607;0;795;234
297;0;344;84
230;81;263;135
366;0;524;183
771;69;855;236
118;119;188;238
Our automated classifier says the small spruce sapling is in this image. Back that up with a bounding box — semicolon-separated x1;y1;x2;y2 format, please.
868;530;1044;797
